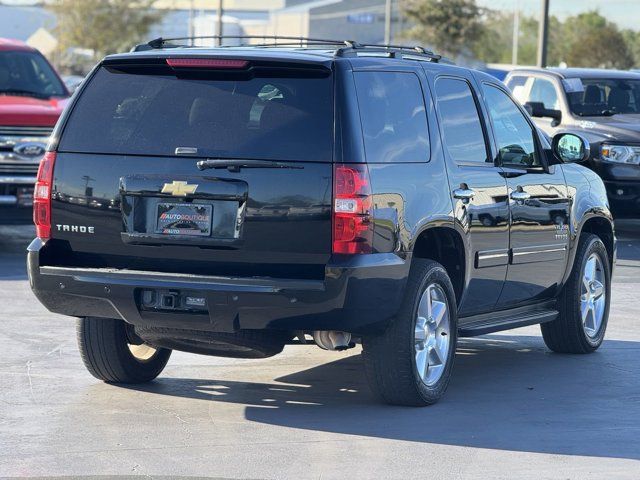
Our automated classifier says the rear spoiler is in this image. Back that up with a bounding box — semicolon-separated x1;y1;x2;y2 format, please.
101;56;333;78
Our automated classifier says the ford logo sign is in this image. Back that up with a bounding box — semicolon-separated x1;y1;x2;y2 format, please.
14;142;46;158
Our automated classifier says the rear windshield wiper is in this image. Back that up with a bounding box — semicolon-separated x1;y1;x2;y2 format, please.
0;89;52;99
197;159;304;172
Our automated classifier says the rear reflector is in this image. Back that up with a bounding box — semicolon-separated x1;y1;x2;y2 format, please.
33;151;56;241
332;164;373;254
165;58;249;69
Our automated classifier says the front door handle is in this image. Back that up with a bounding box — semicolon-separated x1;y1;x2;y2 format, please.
453;188;476;201
510;190;531;202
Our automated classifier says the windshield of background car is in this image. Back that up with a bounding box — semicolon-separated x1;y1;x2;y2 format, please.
564;77;640;116
58;65;334;162
0;50;67;98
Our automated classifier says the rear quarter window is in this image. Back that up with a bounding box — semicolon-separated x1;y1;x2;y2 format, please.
58;65;333;162
353;71;430;163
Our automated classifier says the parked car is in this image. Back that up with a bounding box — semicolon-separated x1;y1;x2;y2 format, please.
28;39;615;406
505;68;640;217
481;63;518;82
0;38;69;223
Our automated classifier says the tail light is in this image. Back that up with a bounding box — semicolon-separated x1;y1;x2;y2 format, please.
332;164;374;254
33;151;56;241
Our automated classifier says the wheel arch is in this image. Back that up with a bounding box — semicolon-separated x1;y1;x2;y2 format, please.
563;213;616;286
580;215;615;268
410;225;466;304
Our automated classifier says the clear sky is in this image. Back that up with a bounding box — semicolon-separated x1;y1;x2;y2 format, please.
477;0;640;30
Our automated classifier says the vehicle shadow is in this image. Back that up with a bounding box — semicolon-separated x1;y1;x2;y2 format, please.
128;334;640;461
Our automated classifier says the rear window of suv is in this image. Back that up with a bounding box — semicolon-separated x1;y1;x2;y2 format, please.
353;71;430;163
58;65;334;162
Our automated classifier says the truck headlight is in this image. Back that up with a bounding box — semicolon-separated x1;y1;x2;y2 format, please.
600;144;640;165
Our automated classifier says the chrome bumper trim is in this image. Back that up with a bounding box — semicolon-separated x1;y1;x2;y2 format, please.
0;176;36;184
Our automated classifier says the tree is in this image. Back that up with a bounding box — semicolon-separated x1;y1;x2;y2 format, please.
470;11;510;64
560;11;634;69
470;11;563;66
48;0;163;63
468;9;635;69
621;29;640;68
401;0;487;59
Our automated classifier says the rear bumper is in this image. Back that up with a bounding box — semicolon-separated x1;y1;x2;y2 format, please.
27;239;410;335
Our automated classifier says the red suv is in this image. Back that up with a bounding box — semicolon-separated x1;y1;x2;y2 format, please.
0;38;69;223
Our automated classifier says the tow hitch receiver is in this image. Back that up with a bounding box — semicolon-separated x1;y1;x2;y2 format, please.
139;289;207;312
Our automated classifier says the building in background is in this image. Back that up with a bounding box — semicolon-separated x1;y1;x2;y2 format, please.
153;1;394;45
237;0;391;44
0;1;396;52
25;27;57;56
192;14;245;46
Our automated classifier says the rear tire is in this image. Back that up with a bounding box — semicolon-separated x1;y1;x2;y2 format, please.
362;259;458;406
541;233;611;353
77;317;172;383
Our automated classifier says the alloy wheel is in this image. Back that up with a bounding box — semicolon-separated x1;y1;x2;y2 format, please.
128;343;158;361
414;283;451;386
580;253;606;339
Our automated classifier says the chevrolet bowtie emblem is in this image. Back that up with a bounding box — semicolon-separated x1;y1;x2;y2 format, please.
161;181;198;197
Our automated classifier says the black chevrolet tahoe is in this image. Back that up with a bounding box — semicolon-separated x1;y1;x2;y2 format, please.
505;68;640;217
28;38;615;406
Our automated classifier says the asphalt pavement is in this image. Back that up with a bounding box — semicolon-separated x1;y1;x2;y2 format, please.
1;223;639;479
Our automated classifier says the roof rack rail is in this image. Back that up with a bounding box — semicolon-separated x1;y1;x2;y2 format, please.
132;36;357;52
335;43;442;62
130;36;448;64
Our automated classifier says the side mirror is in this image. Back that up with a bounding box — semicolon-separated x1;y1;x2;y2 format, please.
525;101;562;123
552;133;590;163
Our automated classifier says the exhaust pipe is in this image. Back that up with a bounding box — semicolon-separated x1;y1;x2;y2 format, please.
312;330;354;351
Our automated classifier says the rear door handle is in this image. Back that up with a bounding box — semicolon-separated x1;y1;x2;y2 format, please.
453;188;476;201
510;190;531;202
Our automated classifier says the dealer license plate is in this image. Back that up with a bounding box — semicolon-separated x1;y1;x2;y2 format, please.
155;203;212;237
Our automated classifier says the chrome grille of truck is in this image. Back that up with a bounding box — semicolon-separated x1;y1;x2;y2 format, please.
0;125;52;164
0;126;53;137
0;163;39;174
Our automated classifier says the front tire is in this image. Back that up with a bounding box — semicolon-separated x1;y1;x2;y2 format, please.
541;233;611;353
77;317;172;383
362;259;458;406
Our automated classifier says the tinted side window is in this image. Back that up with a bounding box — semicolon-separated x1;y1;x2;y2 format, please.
434;77;488;164
354;71;429;163
529;78;560;110
483;84;539;167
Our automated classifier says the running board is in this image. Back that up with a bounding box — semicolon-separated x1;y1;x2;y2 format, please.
458;307;558;337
